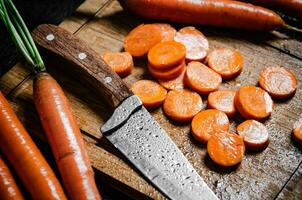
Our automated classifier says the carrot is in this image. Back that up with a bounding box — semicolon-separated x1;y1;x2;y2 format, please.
258;66;297;99
237;120;269;151
235;85;273;120
206;48;244;79
101;52;133;78
163;89;203;122
119;0;284;31
124;24;163;57
292;116;302;145
33;72;101;200
207;90;237;117
174;26;209;61
131;80;167;109
0;91;67;200
191;109;229;144
207;131;245;167
148;60;185;80
158;67;186;90
148;41;186;69
0;157;24;200
156;23;177;42
185;61;222;94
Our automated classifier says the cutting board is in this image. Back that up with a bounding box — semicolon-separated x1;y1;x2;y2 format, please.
1;0;302;199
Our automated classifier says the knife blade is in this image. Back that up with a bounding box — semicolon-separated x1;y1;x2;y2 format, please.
32;24;218;200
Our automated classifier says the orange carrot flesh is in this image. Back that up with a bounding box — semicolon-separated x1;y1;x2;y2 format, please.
207;90;237;117
148;60;185;80
207;131;245;167
155;23;177;42
0;91;67;200
120;0;284;31
237;120;269;151
101;52;133;78
206;48;244;79
258;67;297;99
158;67;186;90
163;89;203;122
293;116;302;145
124;24;163;57
235;85;273;120
33;73;101;200
185;61;222;94
191;109;229;144
131;80;167;109
174;26;209;61
0;157;24;200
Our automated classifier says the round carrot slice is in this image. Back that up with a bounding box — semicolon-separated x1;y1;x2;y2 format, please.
131;80;167;109
237;120;269;151
235;86;273;120
292;117;302;145
208;90;237;117
174;26;209;61
158;67;186;90
191;109;229;144
185;61;222;94
207;131;245;167
148;60;185;80
259;66;297;99
155;23;176;42
163;89;203;122
124;24;163;57
148;41;186;69
207;48;244;79
101;52;133;77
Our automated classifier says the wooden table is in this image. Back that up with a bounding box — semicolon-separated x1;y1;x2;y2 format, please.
1;0;302;199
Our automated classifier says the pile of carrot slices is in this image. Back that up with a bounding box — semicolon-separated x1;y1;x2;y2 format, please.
102;23;299;168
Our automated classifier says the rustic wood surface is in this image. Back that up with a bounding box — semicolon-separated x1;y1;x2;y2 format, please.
1;0;302;199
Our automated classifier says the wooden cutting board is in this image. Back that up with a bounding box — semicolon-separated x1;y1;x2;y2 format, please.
1;0;302;199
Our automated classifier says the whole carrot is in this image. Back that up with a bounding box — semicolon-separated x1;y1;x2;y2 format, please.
0;156;24;200
119;0;284;31
0;92;67;200
34;72;101;200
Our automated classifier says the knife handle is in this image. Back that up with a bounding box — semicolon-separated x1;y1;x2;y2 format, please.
32;24;133;109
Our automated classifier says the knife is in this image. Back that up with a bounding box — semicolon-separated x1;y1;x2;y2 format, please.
32;24;218;200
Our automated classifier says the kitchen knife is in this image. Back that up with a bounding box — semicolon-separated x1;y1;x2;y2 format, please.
32;24;218;200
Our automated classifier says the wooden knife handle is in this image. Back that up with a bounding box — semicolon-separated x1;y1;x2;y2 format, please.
32;24;133;109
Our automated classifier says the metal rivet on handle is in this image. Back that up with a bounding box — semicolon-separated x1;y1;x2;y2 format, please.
78;52;87;60
46;34;55;41
104;76;112;84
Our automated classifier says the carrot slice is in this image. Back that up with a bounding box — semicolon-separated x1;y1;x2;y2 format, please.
259;66;297;99
292;116;302;145
206;48;244;79
163;89;203;122
148;41;186;69
208;90;237;117
131;80;167;109
191;109;229;144
148;60;185;80
235;85;273;120
158;67;186;90
101;52;133;77
237;120;269;151
124;24;163;57
185;61;222;94
155;23;177;42
174;26;209;61
207;131;245;167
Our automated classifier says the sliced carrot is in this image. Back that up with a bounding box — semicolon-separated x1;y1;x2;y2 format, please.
131;80;167;109
237;120;269;151
155;23;177;42
101;52;133;77
148;41;186;69
259;66;297;99
158;67;186;90
163;89;203;122
206;48;244;79
148;60;185;80
191;109;229;144
185;61;222;94
207;131;245;167
292;116;302;145
174;26;209;61
124;24;163;57
235;85;273;120
207;90;237;117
